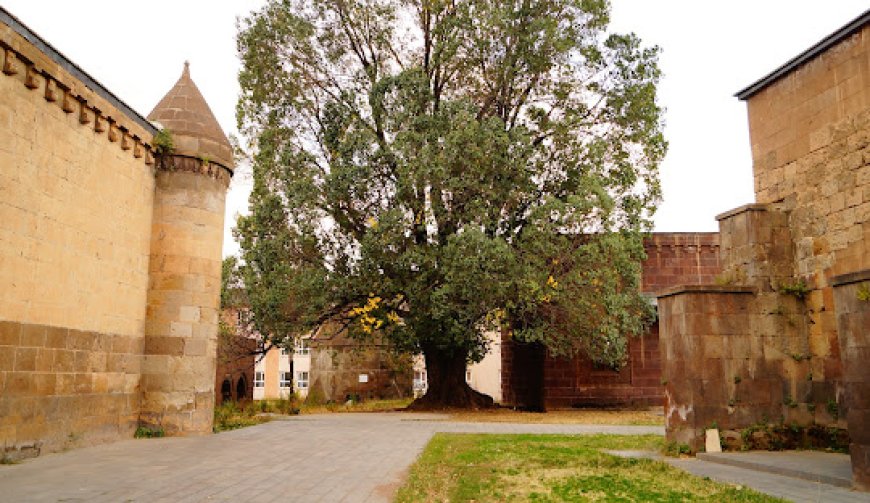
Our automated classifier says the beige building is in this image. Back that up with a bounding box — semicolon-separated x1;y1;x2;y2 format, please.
413;330;502;403
0;7;231;460
253;336;310;400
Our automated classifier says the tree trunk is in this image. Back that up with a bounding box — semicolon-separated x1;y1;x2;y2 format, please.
407;347;495;410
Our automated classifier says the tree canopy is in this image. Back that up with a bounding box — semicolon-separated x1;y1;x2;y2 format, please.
235;0;665;407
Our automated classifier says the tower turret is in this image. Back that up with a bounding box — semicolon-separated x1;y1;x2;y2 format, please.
140;63;233;434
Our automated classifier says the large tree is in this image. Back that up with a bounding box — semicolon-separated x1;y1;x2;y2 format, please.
236;0;665;408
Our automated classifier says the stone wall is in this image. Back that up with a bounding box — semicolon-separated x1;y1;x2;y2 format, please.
642;233;721;292
832;270;870;490
308;338;412;403
0;20;157;456
746;23;869;386
501;233;721;410
543;325;661;408
0;9;230;460
657;18;868;478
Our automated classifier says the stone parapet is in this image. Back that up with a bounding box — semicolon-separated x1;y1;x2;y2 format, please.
715;203;795;292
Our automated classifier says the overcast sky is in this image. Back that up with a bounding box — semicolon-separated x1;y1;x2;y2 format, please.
3;1;867;257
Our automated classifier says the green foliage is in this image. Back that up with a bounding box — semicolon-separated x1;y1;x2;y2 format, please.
134;426;165;438
0;454;19;465
663;441;692;457
153;128;174;154
220;256;246;308
778;279;810;300
397;434;777;502
737;420;848;453
152;128;175;170
213;401;281;432
235;0;666;392
826;399;839;420
857;282;870;302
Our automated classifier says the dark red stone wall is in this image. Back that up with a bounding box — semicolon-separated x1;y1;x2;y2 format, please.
502;232;721;410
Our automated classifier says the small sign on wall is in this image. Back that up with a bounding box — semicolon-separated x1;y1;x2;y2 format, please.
358;374;369;383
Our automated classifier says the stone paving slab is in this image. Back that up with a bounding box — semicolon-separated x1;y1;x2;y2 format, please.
0;413;663;503
697;450;853;488
666;457;870;503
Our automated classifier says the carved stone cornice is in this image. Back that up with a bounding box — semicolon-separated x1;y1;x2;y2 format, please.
156;155;232;187
0;16;157;168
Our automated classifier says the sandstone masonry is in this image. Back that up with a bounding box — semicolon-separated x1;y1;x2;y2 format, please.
658;11;870;490
0;8;232;458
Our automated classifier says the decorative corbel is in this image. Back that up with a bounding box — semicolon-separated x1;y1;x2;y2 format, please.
24;66;39;89
3;49;18;75
44;78;57;102
94;112;106;133
79;101;92;125
62;91;76;113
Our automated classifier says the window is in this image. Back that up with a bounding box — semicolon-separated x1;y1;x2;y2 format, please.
280;347;289;356
413;371;427;390
465;370;472;383
295;371;309;389
280;372;293;388
295;337;310;356
254;372;264;388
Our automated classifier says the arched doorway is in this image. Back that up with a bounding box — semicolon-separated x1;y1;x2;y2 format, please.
220;378;232;403
236;375;247;402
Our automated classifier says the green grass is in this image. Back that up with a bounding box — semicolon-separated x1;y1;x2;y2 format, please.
395;434;782;502
213;397;410;432
298;397;412;414
213;401;280;432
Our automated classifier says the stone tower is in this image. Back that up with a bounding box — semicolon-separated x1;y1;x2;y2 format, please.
140;63;234;434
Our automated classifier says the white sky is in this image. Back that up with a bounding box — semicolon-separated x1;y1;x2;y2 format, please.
3;1;867;257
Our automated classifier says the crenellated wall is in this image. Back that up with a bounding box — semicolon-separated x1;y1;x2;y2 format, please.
502;233;721;411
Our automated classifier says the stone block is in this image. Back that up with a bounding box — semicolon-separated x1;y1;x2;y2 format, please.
0;321;21;346
144;336;185;356
851;443;870;491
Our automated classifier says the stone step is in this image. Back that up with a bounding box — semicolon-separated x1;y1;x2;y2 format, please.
696;451;853;488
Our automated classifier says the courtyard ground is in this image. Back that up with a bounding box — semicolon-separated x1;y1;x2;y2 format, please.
0;413;864;502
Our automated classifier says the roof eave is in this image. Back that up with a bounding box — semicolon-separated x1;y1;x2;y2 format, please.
735;8;870;101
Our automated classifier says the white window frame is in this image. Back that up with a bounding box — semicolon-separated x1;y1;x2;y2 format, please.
295;337;310;356
413;370;427;390
279;371;293;389
295;371;309;389
254;371;264;388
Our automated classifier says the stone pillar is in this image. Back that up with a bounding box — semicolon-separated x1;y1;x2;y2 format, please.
832;269;870;491
657;285;757;451
139;63;234;434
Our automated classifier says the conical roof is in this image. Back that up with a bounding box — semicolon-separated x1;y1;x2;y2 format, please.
148;62;234;170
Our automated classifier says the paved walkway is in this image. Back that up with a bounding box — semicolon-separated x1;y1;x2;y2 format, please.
667;456;868;503
609;448;870;502
0;413;662;503
3;413;868;502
